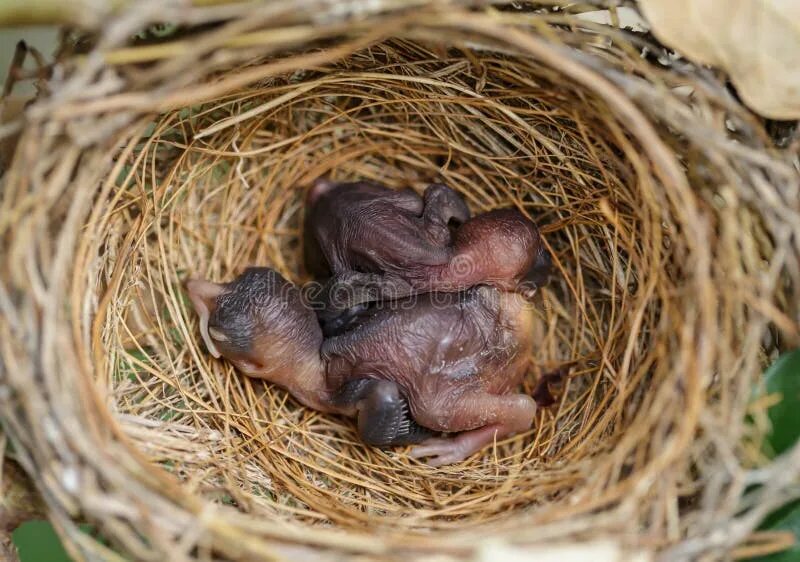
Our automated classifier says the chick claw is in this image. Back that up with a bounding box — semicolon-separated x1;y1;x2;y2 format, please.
409;437;470;467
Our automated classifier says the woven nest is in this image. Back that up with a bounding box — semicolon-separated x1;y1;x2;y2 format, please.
2;2;799;561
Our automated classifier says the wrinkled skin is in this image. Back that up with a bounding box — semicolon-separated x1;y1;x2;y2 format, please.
187;268;540;466
186;269;331;412
306;179;551;333
323;286;538;466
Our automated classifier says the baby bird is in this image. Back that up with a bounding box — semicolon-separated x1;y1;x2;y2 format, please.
306;179;551;333
186;267;538;466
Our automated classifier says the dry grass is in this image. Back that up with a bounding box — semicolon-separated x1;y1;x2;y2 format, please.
1;2;799;561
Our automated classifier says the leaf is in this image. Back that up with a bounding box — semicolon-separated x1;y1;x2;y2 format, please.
764;348;800;456
13;520;80;562
736;349;800;562
12;521;116;562
740;350;800;561
750;500;800;561
114;348;150;383
639;0;800;119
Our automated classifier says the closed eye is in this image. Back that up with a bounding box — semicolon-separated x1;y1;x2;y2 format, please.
234;358;264;373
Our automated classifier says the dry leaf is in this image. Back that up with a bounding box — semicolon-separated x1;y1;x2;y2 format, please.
639;0;800;119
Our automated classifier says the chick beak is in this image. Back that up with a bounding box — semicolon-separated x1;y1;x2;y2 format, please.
185;278;227;358
518;246;552;301
516;281;538;302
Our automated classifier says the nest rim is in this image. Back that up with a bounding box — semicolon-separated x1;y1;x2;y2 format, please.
1;3;798;562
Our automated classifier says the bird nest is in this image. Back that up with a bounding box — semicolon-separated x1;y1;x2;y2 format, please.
1;2;799;561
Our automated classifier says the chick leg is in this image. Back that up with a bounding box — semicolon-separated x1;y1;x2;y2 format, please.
331;379;432;447
409;393;536;467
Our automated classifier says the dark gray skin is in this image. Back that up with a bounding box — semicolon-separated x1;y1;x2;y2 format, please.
306;179;551;334
186;267;538;466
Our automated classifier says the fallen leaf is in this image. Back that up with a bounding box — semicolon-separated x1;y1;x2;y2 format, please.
639;0;800;119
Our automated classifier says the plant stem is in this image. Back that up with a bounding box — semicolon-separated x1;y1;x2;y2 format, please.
0;0;244;27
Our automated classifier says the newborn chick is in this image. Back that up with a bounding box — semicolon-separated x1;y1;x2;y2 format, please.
307;179;551;332
186;267;537;466
323;285;537;466
186;269;329;411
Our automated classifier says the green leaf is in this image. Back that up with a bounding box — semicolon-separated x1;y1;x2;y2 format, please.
114;348;151;383
115;165;132;188
746;349;800;561
12;520;123;562
751;500;800;561
12;520;88;562
764;349;800;456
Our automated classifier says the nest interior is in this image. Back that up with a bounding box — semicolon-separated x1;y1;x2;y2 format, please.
105;39;666;527
2;4;798;561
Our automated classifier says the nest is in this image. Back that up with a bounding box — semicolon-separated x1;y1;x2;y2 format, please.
2;2;799;561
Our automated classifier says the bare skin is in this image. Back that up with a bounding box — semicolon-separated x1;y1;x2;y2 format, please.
306;179;551;333
323;286;538;466
187;268;538;466
186;269;331;412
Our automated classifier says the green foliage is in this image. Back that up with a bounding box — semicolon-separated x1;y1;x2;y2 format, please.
115;165;132;188
12;520;123;562
764;349;800;457
747;349;800;561
12;520;80;562
749;500;800;561
114;348;150;383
